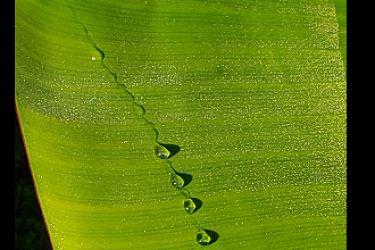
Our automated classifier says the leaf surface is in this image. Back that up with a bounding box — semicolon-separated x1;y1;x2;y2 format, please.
15;0;346;249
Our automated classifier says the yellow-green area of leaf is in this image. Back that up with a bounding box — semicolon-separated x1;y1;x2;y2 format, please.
15;0;346;249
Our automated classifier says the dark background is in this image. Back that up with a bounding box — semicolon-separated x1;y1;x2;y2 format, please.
15;114;52;250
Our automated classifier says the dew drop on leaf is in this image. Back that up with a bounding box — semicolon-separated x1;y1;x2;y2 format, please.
90;50;102;61
183;199;196;214
196;229;211;245
155;145;170;159
216;65;224;74
170;172;184;189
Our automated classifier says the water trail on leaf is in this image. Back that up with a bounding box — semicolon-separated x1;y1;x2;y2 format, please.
65;1;218;244
65;0;162;141
65;0;185;199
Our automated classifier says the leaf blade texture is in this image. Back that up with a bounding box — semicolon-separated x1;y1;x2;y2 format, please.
15;0;346;249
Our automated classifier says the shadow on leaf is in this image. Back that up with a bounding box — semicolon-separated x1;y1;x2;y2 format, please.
159;143;180;159
204;229;219;245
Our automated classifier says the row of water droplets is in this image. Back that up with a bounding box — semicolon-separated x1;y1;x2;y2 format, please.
155;145;212;245
66;0;214;245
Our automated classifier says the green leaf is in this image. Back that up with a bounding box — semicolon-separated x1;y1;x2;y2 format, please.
15;0;346;249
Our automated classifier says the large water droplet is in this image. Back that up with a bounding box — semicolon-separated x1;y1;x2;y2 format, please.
170;173;184;189
183;199;196;214
155;145;170;159
196;229;211;245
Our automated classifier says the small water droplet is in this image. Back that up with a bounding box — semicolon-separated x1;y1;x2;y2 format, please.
216;65;224;74
155;145;170;159
183;199;196;214
90;50;102;61
196;229;211;245
170;173;184;189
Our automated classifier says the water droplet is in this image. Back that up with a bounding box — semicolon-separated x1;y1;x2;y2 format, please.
155;145;170;159
183;199;196;214
216;65;224;74
196;229;211;245
90;50;102;61
170;172;184;189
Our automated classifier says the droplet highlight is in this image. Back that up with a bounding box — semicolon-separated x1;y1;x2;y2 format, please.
170;173;184;189
196;229;211;245
155;145;170;159
183;199;196;214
